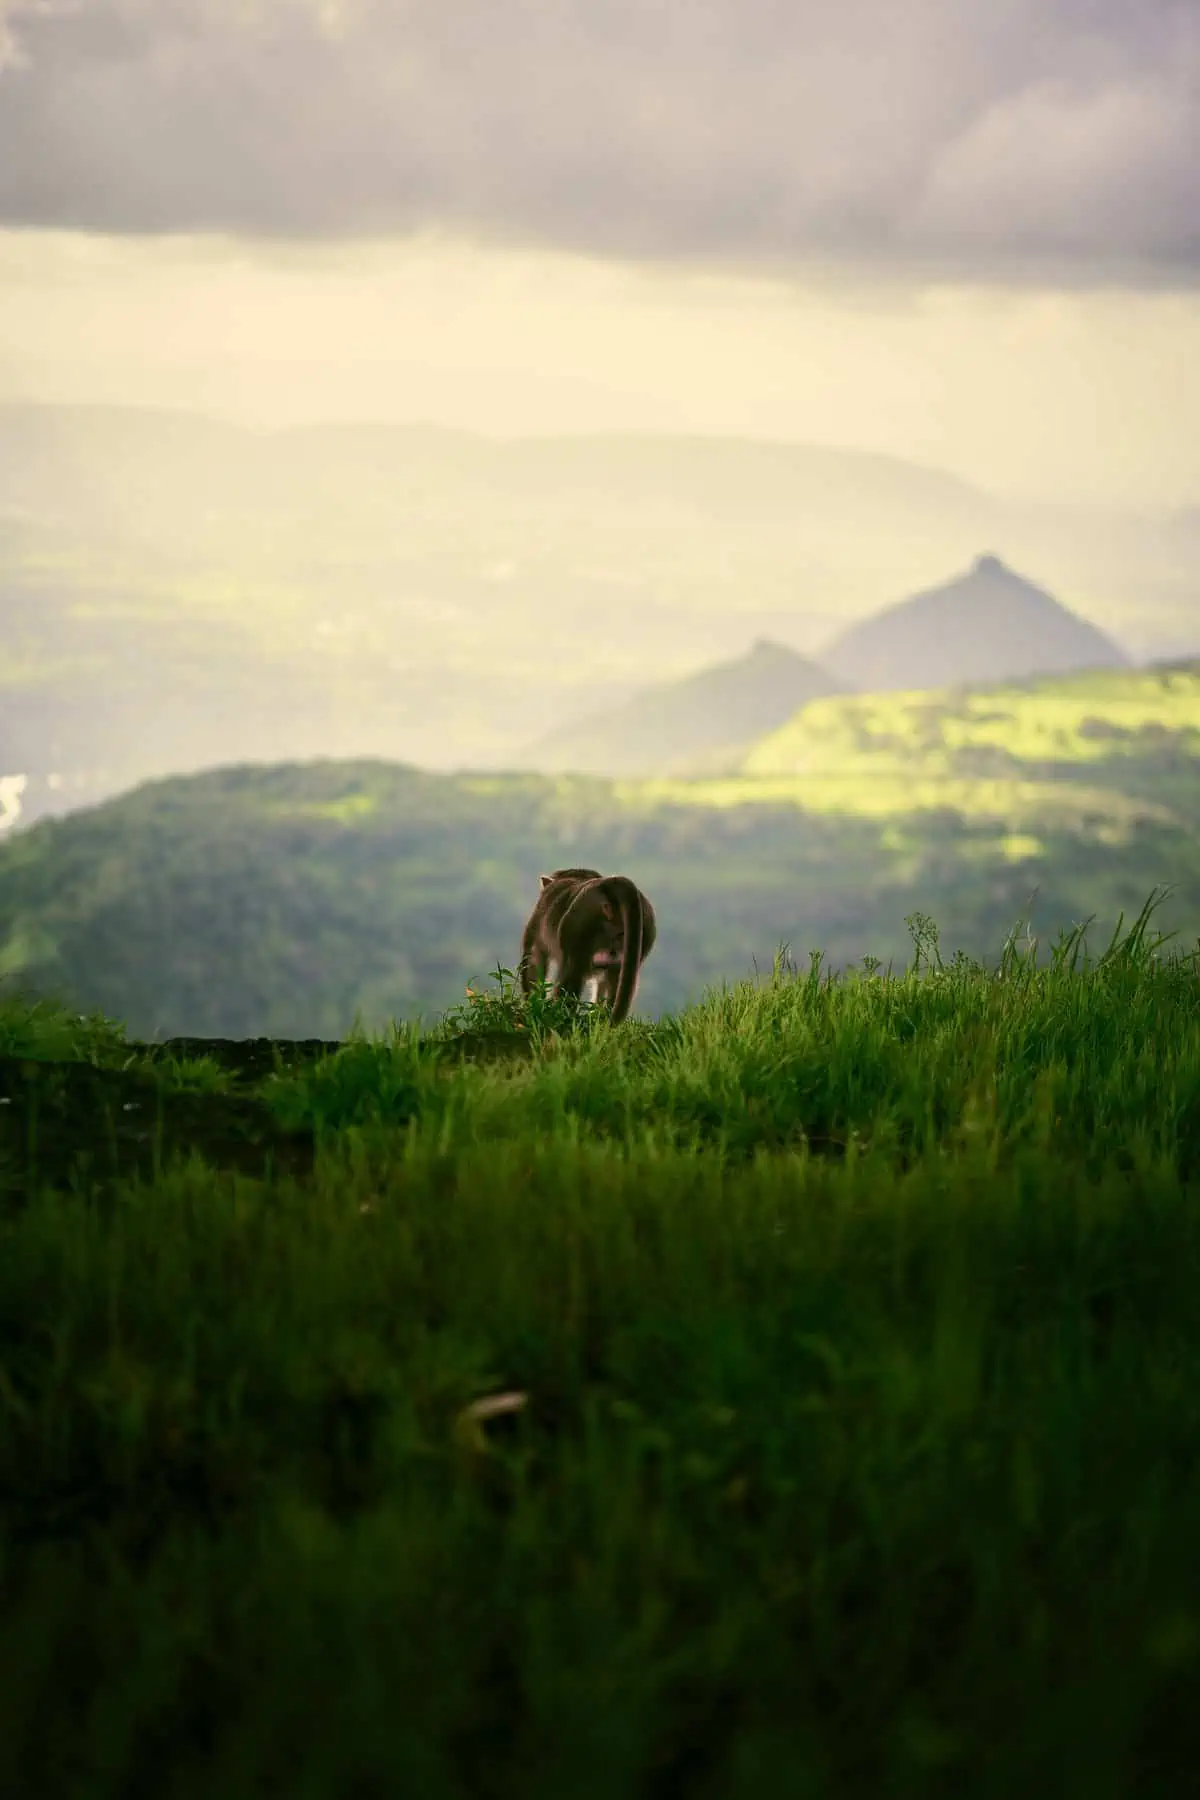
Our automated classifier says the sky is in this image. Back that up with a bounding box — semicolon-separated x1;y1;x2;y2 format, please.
0;0;1197;508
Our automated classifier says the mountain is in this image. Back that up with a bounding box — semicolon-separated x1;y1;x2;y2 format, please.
3;405;1192;829
0;403;999;820
523;638;843;777
820;554;1130;693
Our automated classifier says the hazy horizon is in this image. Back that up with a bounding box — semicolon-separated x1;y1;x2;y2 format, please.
0;388;1132;509
2;231;1198;513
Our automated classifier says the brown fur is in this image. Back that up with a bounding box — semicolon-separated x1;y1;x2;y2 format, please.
519;866;656;1024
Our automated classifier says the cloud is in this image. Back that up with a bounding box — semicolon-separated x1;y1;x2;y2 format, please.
0;0;1196;284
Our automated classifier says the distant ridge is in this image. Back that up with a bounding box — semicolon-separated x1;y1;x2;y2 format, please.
524;638;843;777
820;554;1130;692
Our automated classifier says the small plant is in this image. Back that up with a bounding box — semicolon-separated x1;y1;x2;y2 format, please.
0;989;131;1063
441;964;620;1047
904;908;944;973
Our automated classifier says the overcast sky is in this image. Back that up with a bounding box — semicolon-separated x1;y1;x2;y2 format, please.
0;0;1197;505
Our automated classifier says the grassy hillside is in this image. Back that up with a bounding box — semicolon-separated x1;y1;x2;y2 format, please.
2;916;1199;1795
743;661;1200;801
2;660;1199;1038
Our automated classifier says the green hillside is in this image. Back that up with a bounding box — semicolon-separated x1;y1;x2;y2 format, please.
743;661;1200;808
2;928;1200;1794
2;656;1199;1038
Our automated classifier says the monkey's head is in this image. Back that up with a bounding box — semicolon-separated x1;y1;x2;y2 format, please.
540;867;602;890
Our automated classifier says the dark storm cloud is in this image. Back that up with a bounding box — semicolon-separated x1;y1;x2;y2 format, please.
0;0;1196;283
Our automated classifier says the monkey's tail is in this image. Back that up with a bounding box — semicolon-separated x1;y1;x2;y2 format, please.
607;877;645;1025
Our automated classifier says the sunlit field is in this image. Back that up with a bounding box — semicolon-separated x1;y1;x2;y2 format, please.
743;662;1200;790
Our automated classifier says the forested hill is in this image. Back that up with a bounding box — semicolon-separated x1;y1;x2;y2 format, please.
2;658;1198;1040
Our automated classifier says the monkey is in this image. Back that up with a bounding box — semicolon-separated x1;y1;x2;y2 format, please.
530;867;612;1004
519;866;657;1024
521;867;656;1021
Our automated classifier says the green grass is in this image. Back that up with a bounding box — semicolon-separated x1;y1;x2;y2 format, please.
2;897;1200;1796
